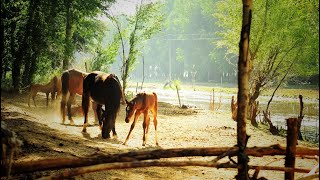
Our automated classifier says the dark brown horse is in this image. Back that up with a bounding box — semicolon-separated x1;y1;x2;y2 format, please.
28;76;60;107
82;71;124;139
60;69;98;124
123;92;158;146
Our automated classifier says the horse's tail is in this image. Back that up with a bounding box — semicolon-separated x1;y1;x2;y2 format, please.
113;74;126;104
82;72;98;115
108;74;122;115
61;71;69;96
153;92;158;112
51;76;58;99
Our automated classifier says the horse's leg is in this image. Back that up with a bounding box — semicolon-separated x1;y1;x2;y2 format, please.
67;93;75;125
95;104;102;130
46;92;49;107
112;127;117;138
60;94;67;124
152;107;159;146
92;101;99;125
33;94;37;107
142;111;150;146
123;111;142;145
82;92;90;132
28;92;31;107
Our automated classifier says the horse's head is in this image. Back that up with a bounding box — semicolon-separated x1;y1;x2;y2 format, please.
125;99;136;123
100;109;111;139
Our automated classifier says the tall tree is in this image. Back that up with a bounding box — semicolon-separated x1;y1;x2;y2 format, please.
236;0;252;179
214;0;319;117
107;0;164;93
2;0;115;90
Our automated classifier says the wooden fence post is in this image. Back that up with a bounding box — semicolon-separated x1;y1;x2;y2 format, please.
285;118;298;180
297;95;304;141
212;88;214;111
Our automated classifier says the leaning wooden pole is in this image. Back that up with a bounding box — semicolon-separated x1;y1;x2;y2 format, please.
8;145;318;175
297;95;304;140
236;0;252;179
285;118;298;180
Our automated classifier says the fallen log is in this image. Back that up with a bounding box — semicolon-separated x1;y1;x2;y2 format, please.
9;144;318;175
39;160;311;180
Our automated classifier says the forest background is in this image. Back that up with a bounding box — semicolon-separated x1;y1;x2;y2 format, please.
1;0;318;94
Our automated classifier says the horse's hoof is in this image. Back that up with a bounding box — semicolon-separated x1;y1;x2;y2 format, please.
142;143;146;146
82;128;86;133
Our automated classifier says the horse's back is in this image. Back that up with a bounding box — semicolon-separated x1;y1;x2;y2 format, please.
145;92;157;108
62;69;88;95
86;72;121;108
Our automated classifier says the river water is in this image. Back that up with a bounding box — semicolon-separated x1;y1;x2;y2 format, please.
128;87;319;142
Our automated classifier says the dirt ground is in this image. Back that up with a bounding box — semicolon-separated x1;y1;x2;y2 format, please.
1;92;318;179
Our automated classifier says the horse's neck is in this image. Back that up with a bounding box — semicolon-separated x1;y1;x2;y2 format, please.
40;82;53;92
135;96;146;110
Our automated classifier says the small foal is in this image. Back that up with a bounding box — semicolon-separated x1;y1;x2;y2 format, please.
123;92;158;146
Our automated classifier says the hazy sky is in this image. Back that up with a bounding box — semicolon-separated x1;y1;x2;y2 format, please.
108;0;159;16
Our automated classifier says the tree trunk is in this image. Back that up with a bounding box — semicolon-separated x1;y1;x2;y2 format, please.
297;95;304;141
285;118;298;180
12;0;37;91
22;0;40;87
236;0;252;179
0;1;5;82
176;85;181;107
63;0;73;70
231;96;237;121
250;101;259;127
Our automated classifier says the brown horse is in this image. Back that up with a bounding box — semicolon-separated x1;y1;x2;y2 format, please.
28;76;60;107
60;69;99;125
82;71;124;139
123;92;158;146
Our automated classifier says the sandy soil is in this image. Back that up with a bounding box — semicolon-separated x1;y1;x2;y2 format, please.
1;92;318;179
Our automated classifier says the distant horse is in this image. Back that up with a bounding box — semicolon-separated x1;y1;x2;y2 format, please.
51;76;62;100
28;76;60;107
82;71;124;139
123;92;158;146
60;69;99;125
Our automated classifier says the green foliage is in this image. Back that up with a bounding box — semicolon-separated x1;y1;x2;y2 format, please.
91;35;120;72
125;91;134;101
109;1;165;92
213;0;319;95
2;0;115;89
214;0;319;79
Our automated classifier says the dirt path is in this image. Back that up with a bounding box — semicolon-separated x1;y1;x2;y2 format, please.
1;92;318;179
